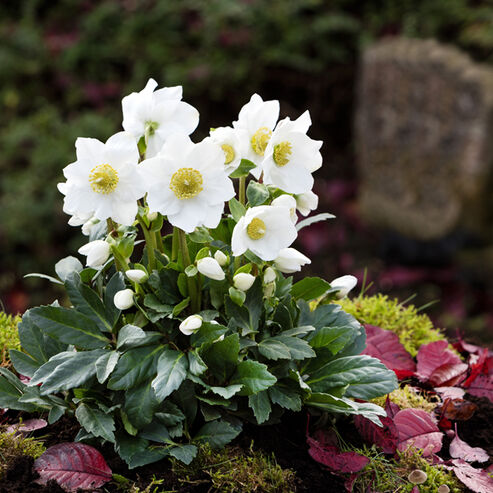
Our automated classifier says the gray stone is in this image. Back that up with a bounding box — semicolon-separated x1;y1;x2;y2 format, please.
355;38;493;241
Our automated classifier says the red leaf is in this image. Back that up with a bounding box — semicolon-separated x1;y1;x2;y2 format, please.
416;341;463;383
451;459;493;493
385;396;400;419
394;408;443;456
435;386;465;400
354;414;398;454
466;374;493;403
307;433;369;473
441;399;477;421
6;419;47;435
429;363;468;387
362;325;416;378
450;425;489;463
463;349;490;388
34;443;112;491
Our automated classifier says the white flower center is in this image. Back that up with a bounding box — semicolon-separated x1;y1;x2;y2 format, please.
273;141;292;167
251;127;272;156
170;167;204;200
221;144;235;165
89;164;119;194
145;120;159;136
246;217;266;240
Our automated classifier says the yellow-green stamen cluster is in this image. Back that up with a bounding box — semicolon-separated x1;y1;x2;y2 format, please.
251;127;272;156
89;164;119;194
170;167;204;200
221;144;235;165
273;141;292;167
247;217;266;240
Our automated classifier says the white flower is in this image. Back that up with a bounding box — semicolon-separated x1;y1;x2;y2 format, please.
141;134;235;232
273;247;311;273
295;191;319;216
263;266;277;284
231;205;297;261
113;289;135;310
126;269;148;283
261;111;322;194
122;78;199;158
214;250;229;267
81;217;100;236
179;314;203;335
59;132;146;226
197;257;225;281
208;126;244;175
233;272;255;291
330;275;357;299
271;194;297;224
78;240;111;268
232;94;279;177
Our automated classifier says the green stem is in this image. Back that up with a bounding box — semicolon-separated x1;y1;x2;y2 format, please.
155;231;164;253
171;227;179;262
137;216;157;271
239;176;246;206
178;229;199;312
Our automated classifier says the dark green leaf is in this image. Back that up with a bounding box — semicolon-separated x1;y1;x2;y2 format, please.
228;286;246;306
200;334;239;381
268;386;302;411
308;326;355;354
188;350;207;376
229;158;256;178
248;391;271;424
148;269;180;304
231;361;277;395
190;322;228;348
228;198;246;222
9;349;41;378
274;335;316;360
291;277;331;301
75;403;115;443
139;420;170;443
172;297;190;316
104;272;125;328
188;227;214;243
124;381;160;429
95;351;120;383
152;349;188;401
246;181;269;206
143;294;173;315
195;420;241;449
258;339;291;360
168;444;197;464
0;369;39;412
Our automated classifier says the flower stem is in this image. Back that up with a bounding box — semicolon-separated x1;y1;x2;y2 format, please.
178;229;200;312
137;216;157;271
171;227;179;262
239;176;246;206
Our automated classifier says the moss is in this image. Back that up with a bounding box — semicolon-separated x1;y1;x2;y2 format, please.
0;430;46;478
170;443;297;493
372;385;439;413
338;294;445;356
0;312;21;367
350;446;463;493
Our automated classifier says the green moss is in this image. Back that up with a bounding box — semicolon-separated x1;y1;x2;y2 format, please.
339;294;445;356
0;430;46;478
171;443;297;493
0;312;21;367
372;385;439;413
350;446;463;493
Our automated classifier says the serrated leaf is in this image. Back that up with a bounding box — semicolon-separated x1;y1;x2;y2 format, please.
209;384;244;399
291;277;331;301
168;444;197;464
248;391;271;424
268;386;302;411
308;326;356;354
75;403;115;443
275;335;316;360
190;322;228;347
258;338;291;360
232;360;277;395
246;181;269;206
152;349;188;401
195;420;241;449
124;381;160;429
188;227;214;243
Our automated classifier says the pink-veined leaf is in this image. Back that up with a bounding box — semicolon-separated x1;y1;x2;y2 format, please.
429;362;468;387
6;418;47;435
362;325;416;379
450;425;489;463
416;341;463;383
354;414;398;454
466;374;493;403
451;459;493;493
435;386;465;400
34;443;112;491
394;408;443;456
385;396;400;419
463;349;490;388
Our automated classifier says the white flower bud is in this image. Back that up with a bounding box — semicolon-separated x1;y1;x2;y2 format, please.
197;257;225;281
78;240;111;269
81;218;99;236
263;281;276;298
147;211;158;222
330;275;357;299
233;272;255;291
273;248;311;273
272;194;297;223
214;250;229;267
113;289;135;310
179;315;203;335
126;269;148;283
295;191;318;216
263;267;276;284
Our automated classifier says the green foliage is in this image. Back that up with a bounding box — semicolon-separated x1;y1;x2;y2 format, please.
0;430;46;478
339;294;445;356
0;312;21;367
349;446;463;493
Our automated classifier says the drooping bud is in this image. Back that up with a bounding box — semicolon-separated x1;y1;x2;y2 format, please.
330;275;357;299
78;240;111;269
263;281;276;298
263;266;276;284
295;191;318;216
113;289;135;310
273;248;310;273
233;272;255;291
126;269;148;283
179;314;203;335
214;250;229;267
197;257;225;281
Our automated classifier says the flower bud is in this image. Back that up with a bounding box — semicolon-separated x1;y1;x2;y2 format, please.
233;272;255;291
214;250;229;267
295;191;318;216
113;289;135;310
179;314;203;335
147;211;158;222
81;218;99;236
197;257;225;281
272;194;297;223
78;240;111;269
263;267;276;284
263;281;276;298
126;269;148;283
330;275;357;299
408;470;427;485
274;248;311;273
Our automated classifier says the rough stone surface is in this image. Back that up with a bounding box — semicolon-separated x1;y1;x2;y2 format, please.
355;38;493;240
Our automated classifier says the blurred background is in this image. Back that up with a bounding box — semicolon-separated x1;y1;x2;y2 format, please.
1;0;493;345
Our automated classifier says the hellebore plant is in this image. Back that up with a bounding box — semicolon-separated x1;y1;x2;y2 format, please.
0;80;397;468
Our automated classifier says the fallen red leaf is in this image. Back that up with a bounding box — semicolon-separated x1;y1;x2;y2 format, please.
450;425;489;463
354;414;398;454
385;396;400;419
441;399;477;421
466;374;493;403
451;459;493;493
34;443;112;491
463;349;490;388
434;386;465;400
429;362;468;387
362;325;416;379
416;341;463;383
394;408;443;456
